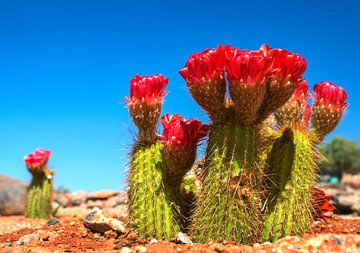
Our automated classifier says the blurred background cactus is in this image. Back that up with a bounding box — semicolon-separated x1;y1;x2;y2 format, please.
24;148;53;219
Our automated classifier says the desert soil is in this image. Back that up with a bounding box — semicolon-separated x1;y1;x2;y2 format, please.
0;215;359;253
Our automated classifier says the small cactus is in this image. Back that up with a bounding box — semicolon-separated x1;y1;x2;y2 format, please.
126;75;207;239
262;80;347;241
24;148;53;219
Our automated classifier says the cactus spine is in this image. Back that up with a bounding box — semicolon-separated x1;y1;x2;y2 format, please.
192;122;261;243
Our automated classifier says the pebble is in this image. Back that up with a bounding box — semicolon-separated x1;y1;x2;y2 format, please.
134;245;147;253
175;232;193;244
46;218;59;226
120;247;132;253
149;238;159;244
83;208;126;234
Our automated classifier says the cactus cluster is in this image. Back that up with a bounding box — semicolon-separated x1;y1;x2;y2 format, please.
125;43;348;244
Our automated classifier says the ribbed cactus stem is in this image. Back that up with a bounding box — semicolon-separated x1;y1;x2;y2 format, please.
263;128;315;241
128;142;181;239
192;122;261;244
25;170;53;219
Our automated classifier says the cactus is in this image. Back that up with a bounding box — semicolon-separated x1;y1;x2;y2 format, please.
125;75;208;239
24;148;53;219
179;45;306;243
262;80;347;241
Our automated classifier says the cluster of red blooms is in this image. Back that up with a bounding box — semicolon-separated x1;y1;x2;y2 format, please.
24;148;51;171
160;114;209;150
179;44;306;88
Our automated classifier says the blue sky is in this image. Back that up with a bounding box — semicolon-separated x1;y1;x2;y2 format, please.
0;0;359;191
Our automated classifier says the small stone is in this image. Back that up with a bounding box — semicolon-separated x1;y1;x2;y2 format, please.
16;232;40;246
120;247;132;253
134;245;147;253
46;218;59;226
71;191;88;206
84;208;126;234
149;238;158;244
175;232;193;244
87;190;119;200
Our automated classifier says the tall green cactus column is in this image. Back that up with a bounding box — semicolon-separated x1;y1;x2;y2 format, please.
24;148;53;219
192;121;262;243
125;74;182;239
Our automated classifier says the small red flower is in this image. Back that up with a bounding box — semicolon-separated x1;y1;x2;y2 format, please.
179;47;225;86
125;74;168;106
161;114;209;149
313;81;348;111
24;148;51;169
312;187;335;219
292;79;310;102
260;44;307;83
224;47;273;85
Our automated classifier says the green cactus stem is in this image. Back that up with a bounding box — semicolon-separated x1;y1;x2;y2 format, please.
262;128;316;242
191;122;262;244
25;169;53;219
128;141;182;239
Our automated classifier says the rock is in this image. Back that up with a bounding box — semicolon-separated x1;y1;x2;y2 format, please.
55;192;72;207
84;208;126;234
87;190;119;200
120;247;132;253
0;174;27;215
337;194;360;214
134;245;147;253
46;218;59;226
71;191;88;206
149;238;158;244
103;204;128;218
175;232;193;244
56;206;89;218
104;192;128;208
16;230;57;246
87;200;104;209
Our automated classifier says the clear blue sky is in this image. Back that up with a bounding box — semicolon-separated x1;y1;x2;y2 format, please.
0;0;359;192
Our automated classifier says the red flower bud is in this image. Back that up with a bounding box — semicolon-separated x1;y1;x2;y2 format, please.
125;74;168;106
258;45;307;120
260;44;307;83
313;81;347;111
225;48;273;85
224;47;273;124
311;81;348;141
179;47;226;122
161;114;209;149
24;148;51;174
126;74;168;142
161;114;209;179
179;48;225;86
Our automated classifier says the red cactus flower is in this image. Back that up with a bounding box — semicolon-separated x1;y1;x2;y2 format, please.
293;79;310;102
313;81;347;111
224;47;273;85
24;148;51;170
179;47;225;86
260;44;307;83
125;74;168;106
161;114;209;149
